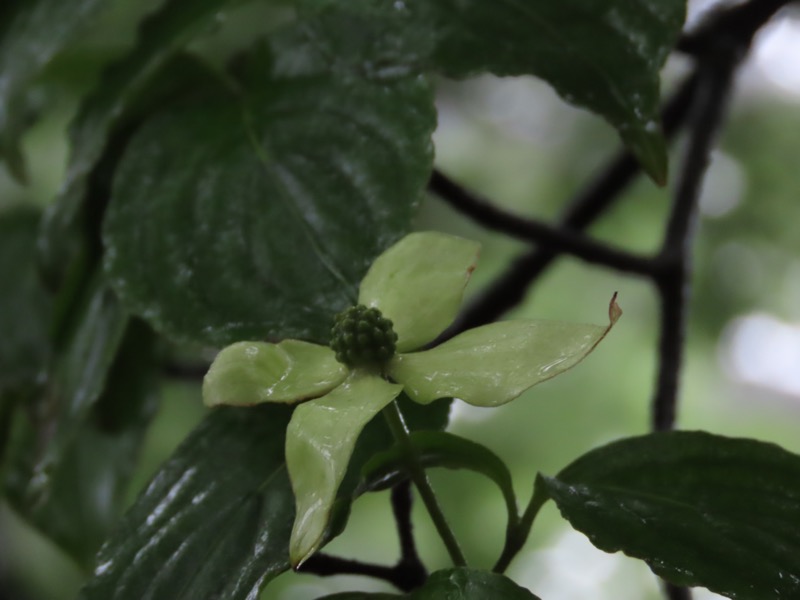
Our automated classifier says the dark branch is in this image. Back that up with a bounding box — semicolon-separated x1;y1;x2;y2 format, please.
651;20;748;434
437;71;698;341
299;553;417;591
665;582;694;600
299;484;427;593
678;0;798;57
429;171;654;276
391;481;427;587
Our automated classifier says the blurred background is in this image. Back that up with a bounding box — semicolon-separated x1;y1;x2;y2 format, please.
1;0;799;598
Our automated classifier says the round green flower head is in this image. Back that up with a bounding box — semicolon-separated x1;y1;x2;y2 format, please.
330;305;398;368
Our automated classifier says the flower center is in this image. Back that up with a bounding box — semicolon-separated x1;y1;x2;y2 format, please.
330;304;398;368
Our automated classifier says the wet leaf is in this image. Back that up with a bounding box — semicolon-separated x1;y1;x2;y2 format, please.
78;392;435;599
287;372;402;566
297;0;685;182
77;404;296;600
391;297;621;406
541;431;800;599
103;61;435;346
203;340;346;406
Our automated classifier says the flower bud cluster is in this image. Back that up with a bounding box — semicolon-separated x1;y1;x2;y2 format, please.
330;305;398;368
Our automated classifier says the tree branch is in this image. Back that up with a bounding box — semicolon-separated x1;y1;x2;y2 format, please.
300;553;419;592
298;483;428;593
437;71;698;341
391;481;428;588
651;50;739;433
428;171;654;276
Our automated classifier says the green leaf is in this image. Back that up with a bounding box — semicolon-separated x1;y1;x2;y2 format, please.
358;232;480;352
391;297;621;406
79;391;422;599
78;404;296;600
39;0;240;288
426;0;684;182
103;62;435;347
5;305;157;565
361;431;518;532
319;568;541;599
203;340;347;406
286;372;403;566
540;431;800;599
297;0;684;182
0;208;52;400
0;0;108;180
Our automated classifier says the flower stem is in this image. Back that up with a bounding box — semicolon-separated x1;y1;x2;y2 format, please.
382;401;467;567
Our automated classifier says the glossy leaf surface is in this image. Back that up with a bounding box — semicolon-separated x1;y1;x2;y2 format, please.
391;298;621;406
78;404;295;600
359;232;480;352
78;392;436;599
298;0;685;181
287;372;403;566
541;431;800;599
103;65;435;346
427;0;684;182
0;0;107;180
203;340;346;406
319;568;541;599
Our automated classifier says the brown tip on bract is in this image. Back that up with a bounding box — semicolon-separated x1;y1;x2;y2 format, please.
608;292;622;325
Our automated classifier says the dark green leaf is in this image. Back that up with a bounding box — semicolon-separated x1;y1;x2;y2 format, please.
319;568;541;599
103;61;435;346
79;392;444;598
540;431;800;599
426;0;684;182
78;404;295;600
297;0;684;182
4;278;155;565
360;431;517;531
0;0;108;180
0;208;52;400
38;0;240;288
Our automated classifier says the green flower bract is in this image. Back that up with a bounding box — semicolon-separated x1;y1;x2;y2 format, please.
203;231;620;566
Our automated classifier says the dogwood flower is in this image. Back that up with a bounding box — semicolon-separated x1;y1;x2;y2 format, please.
202;231;620;567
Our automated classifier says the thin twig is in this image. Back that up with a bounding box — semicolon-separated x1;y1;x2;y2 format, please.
651;55;738;432
300;553;419;592
392;479;427;581
298;483;427;592
429;171;654;276
382;402;467;567
650;1;789;596
651;0;788;432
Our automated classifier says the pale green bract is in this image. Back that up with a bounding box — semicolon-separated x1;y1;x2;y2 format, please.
202;231;620;567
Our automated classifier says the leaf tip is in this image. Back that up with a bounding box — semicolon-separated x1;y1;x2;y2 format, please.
608;292;622;325
621;123;668;186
